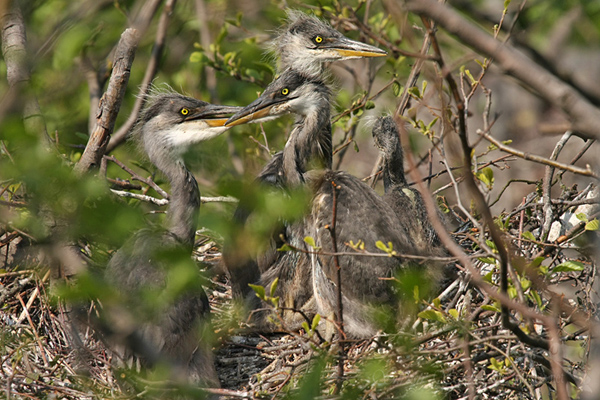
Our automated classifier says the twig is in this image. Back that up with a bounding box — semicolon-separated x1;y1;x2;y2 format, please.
75;28;139;173
478;129;597;179
104;155;168;198
326;180;346;394
107;0;177;153
16;292;49;367
541;131;573;240
110;189;238;205
110;189;168;206
1;4;49;144
404;0;600;140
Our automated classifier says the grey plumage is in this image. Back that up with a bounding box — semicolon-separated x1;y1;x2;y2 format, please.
372;116;442;250
225;71;427;338
223;13;386;332
103;91;239;386
273;10;387;78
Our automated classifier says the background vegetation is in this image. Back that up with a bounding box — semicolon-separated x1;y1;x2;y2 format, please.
1;0;599;399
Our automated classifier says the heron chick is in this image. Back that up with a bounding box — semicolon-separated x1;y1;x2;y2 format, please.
273;10;387;78
103;90;239;387
226;71;434;338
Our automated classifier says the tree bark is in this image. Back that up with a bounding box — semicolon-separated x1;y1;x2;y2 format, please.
404;0;600;140
75;28;139;174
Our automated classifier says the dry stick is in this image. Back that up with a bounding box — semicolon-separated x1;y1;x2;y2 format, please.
421;15;552;352
370;30;432;187
16;293;49;367
326;180;345;394
1;5;49;144
479;130;597;179
404;0;600;141
541;131;573;241
106;0;177;153
104;155;168;198
414;14;574;398
75;28;139;173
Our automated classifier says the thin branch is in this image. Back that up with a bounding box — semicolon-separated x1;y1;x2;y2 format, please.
404;0;600;140
541;131;573;241
107;0;177;153
325;180;346;394
1;4;49;144
75;28;139;173
110;189;168;206
478;129;597;179
104;155;168;198
111;189;237;205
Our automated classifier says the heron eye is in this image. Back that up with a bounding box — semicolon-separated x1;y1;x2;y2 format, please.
281;88;289;96
180;108;189;116
314;35;323;44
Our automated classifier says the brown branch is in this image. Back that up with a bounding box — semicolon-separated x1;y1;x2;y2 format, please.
1;4;49;144
75;28;139;174
479;130;597;179
404;0;600;140
104;155;168;198
106;0;176;153
326;180;346;394
541;131;573;241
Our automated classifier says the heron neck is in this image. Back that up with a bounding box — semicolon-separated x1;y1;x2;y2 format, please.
382;140;408;191
282;94;332;186
162;159;200;246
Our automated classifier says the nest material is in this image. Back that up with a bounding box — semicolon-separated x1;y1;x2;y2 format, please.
0;183;597;399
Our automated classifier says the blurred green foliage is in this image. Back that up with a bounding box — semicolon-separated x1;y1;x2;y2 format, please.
1;0;599;398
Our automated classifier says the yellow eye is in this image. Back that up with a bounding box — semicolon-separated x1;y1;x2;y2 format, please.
281;88;289;95
314;35;323;44
180;108;189;116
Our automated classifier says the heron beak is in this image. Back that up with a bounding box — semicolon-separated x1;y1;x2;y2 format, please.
327;37;387;58
225;96;291;127
185;104;241;127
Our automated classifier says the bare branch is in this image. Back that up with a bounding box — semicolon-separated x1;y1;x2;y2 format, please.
404;0;600;140
75;28;139;174
1;5;49;143
478;129;597;179
111;189;237;206
107;0;177;153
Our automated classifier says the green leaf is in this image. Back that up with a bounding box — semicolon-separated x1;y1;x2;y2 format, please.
426;117;438;131
478;257;497;265
520;277;531;291
529;290;543;309
418;309;446;323
585;219;599;231
476;167;494;190
365;100;375;110
521;231;536;241
278;244;293;252
311;314;321;331
392;81;403;97
464;69;476;85
301;321;310;334
375;240;389;252
575;212;588;222
304;236;316;248
553;261;585;272
248;284;265;300
504;0;512;9
481;304;501;313
269;277;279;297
483;270;494;283
448;308;459;320
189;51;204;63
